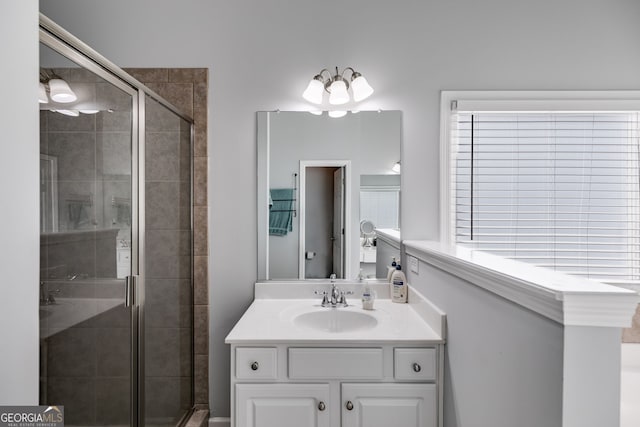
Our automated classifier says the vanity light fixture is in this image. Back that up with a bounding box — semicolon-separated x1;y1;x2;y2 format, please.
303;67;374;105
48;78;77;103
39;82;49;104
328;110;347;118
40;70;77;104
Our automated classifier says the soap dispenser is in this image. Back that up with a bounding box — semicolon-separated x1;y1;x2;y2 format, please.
362;283;375;310
390;264;407;303
386;257;397;282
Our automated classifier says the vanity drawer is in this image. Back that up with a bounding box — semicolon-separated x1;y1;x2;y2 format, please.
289;348;383;379
235;347;277;380
394;348;436;381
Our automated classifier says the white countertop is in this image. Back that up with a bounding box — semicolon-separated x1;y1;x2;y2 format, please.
225;284;445;345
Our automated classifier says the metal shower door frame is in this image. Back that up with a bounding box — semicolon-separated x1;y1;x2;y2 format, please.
39;13;195;427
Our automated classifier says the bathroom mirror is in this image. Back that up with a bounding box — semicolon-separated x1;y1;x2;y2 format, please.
257;110;401;280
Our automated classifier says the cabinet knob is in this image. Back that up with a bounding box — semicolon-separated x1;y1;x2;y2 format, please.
345;401;354;411
318;401;326;411
413;362;421;373
250;361;259;371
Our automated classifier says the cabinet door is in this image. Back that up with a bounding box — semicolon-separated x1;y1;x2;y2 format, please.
342;383;437;427
236;383;330;427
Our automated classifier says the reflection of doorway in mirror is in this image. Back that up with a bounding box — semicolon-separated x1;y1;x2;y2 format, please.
299;160;351;279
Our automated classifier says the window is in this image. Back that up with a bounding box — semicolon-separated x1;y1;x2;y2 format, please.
441;92;640;286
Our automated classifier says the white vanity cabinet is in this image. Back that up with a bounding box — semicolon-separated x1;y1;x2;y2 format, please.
341;383;437;427
235;383;330;427
230;344;442;427
225;286;446;427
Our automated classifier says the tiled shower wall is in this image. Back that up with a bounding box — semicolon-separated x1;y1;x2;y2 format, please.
124;68;210;407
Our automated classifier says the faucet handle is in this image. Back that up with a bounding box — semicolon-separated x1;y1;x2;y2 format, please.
315;290;330;307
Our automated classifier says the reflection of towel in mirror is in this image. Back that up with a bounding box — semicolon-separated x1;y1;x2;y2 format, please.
116;203;131;226
68;202;90;229
269;188;294;236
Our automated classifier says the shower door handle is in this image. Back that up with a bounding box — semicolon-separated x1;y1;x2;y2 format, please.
125;275;138;307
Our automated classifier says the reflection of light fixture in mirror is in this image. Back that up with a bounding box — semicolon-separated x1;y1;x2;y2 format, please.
302;67;374;105
308;110;323;116
55;109;79;117
48;78;77;103
328;110;347;118
79;109;100;115
392;161;401;173
40;69;78;103
39;83;48;104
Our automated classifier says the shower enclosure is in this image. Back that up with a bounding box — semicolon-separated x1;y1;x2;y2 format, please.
39;15;194;427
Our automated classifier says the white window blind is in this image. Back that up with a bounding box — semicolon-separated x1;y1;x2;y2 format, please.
451;111;640;285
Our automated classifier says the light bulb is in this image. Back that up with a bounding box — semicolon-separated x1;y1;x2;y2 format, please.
328;110;347;118
57;109;79;117
329;80;349;105
48;78;77;103
79;109;100;115
39;82;48;104
302;77;324;104
351;74;374;102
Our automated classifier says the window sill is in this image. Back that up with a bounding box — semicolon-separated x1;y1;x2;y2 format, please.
404;240;639;327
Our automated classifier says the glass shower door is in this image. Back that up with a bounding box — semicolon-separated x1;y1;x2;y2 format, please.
39;40;137;426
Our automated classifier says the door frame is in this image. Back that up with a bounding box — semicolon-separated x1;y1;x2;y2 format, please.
298;160;351;280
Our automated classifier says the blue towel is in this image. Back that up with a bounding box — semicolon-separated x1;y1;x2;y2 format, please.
269;188;295;236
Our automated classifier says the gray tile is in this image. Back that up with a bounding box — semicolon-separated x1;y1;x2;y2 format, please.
168;68;207;83
146;182;191;230
145;131;183;181
98;132;132;177
145;279;181;328
145;328;181;377
96;110;132;132
96;327;131;377
193;256;208;305
96;81;132;111
47;111;96;132
46;328;96;377
193;306;208;355
48;132;96;181
91;303;130;329
96;377;130;425
145;377;182;421
146;230;192;279
146;82;193;117
193;157;208;206
194;355;208;404
124;68;169;83
193;206;208;256
47;377;95;425
146;97;181;132
180;327;193;377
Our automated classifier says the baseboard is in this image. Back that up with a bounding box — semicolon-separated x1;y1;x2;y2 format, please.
209;417;230;427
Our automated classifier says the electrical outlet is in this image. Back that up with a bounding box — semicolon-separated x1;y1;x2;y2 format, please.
408;255;419;274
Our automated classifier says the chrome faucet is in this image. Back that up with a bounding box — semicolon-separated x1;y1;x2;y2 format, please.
315;274;352;308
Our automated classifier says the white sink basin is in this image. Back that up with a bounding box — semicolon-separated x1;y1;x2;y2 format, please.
294;309;378;333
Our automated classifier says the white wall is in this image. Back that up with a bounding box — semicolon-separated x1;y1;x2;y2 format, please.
0;0;40;404
39;0;640;418
407;259;565;427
